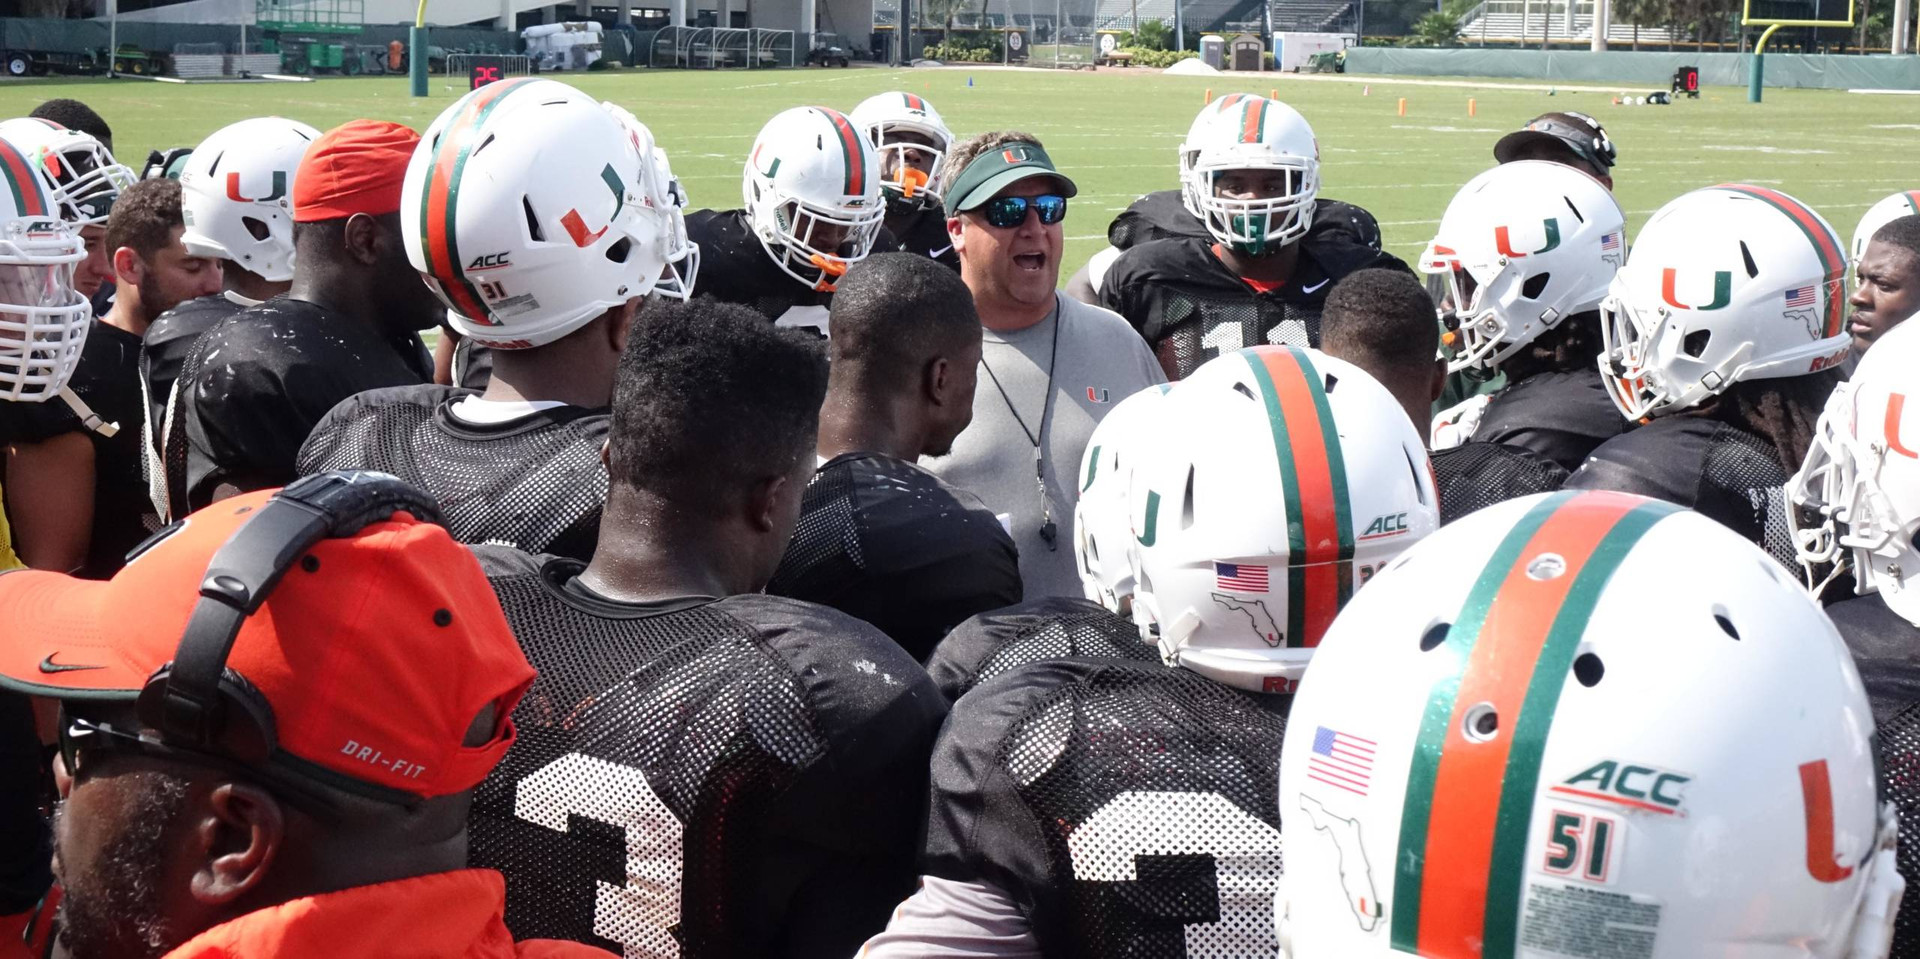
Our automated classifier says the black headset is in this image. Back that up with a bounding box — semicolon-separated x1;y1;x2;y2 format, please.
127;471;444;798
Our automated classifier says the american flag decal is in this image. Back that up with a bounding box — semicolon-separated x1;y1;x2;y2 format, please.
1600;232;1621;251
1785;286;1817;308
1307;726;1376;797
1215;562;1269;592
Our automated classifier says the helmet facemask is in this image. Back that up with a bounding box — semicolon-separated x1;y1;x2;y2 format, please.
1598;290;1716;421
38;142;134;228
754;191;883;293
1183;158;1317;257
869;126;947;214
0;231;90;402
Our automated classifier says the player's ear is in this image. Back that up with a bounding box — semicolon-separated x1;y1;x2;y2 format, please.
947;216;964;251
926;356;950;404
111;246;143;287
342;213;383;267
608;297;642;354
1429;358;1448;403
747;472;788;534
190;781;285;908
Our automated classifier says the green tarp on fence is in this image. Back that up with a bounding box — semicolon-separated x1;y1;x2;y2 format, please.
0;17;516;55
1344;46;1920;90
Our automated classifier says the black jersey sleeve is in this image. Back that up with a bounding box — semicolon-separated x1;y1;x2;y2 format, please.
925;596;1158;702
1430;441;1570;525
1474;369;1630;473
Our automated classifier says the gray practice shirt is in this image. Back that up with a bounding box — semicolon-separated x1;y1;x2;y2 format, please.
924;292;1166;599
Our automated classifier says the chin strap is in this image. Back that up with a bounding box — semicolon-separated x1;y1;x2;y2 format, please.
58;385;118;438
1847;803;1905;959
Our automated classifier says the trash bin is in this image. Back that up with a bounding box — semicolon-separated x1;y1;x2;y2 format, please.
1199;34;1225;70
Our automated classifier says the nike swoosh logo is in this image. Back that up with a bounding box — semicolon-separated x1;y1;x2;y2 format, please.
39;654;105;674
1302;279;1331;294
929;245;953;258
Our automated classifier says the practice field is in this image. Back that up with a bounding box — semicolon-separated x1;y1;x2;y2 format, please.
1;68;1913;274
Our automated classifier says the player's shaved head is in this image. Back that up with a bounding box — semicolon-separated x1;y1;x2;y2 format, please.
1872;214;1920;262
1320;268;1446;443
830;252;980;390
609;298;830;513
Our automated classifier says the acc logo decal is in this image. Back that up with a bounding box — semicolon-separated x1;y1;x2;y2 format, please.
1549;759;1690;815
1359;512;1409;541
467;252;511;270
1494;218;1561;258
1660;268;1732;310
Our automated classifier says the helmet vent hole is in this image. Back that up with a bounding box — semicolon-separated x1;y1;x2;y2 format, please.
242;216;270;241
523;197;544;242
1526;552;1566;580
1738;241;1759;278
1683;330;1711;358
1180;466;1196;530
605;237;631;263
1323;373;1338;393
1418;621;1450;652
206;150;224;176
1463;703;1499;742
1232;382;1256;402
1522;273;1551;300
1714;609;1741;640
1561;195;1585;223
1573;652;1604;687
474;133;498;156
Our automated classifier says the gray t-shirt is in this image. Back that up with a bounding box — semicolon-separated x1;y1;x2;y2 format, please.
924;293;1166;600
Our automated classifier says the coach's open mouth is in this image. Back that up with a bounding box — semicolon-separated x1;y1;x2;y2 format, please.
1014;252;1046;271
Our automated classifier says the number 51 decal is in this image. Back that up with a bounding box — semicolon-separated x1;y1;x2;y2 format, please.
1542;809;1616;883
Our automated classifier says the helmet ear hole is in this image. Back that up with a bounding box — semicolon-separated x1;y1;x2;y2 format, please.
1683;330;1712;358
605;237;631;263
1419;620;1450;652
523;197;544;243
1522;272;1551;300
242;216;271;242
1572;651;1604;687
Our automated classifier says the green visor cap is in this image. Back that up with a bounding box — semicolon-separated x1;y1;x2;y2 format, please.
944;142;1079;217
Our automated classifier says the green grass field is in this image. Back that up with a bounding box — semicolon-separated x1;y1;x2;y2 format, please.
1;68;1913;274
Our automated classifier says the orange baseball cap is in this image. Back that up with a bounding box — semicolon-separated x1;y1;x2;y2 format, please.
0;485;534;800
292;119;420;222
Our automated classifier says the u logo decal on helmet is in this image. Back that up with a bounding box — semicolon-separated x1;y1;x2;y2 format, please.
1492;218;1561;259
1659;267;1733;311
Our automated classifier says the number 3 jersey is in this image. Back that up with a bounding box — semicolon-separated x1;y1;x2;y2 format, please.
467;546;949;958
917;658;1291;956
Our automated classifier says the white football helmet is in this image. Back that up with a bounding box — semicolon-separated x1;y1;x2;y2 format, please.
0;117;134;228
1599;184;1852;421
1127;346;1437;694
0;133;89;403
849;91;954;212
602;101;699;301
177;117;320;283
1073;383;1174;613
1178;94;1320;255
1790;319;1920;626
742;106;885;293
404;78;676;349
1420;161;1626;373
1851;190;1920;266
1278;489;1902;959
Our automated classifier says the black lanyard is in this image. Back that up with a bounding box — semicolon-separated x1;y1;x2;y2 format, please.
979;300;1062;551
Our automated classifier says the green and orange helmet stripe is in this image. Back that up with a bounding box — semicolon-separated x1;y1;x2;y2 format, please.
1713;184;1848;339
1238;346;1355;648
416;76;542;325
901;92;926;112
1390;489;1681;959
1239;96;1271;144
0;138;51;218
815;107;869;198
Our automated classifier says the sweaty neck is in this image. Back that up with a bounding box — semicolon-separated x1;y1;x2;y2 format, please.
815;380;925;462
480;326;618;408
226;267;289;305
101;293;150;338
578;489;759;603
288;270;384;336
1214;241;1300;285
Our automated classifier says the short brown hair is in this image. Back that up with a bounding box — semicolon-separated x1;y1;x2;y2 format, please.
103;178;184;263
936;130;1046;199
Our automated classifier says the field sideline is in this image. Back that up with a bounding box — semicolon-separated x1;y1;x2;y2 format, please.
1;67;1913;275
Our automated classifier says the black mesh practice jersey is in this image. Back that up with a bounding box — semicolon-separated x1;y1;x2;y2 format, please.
0;320;155;579
684;209;898;334
1566;418;1797;568
297;385;609;560
1850;648;1920;958
177;297;431;513
922;658;1290;956
765;451;1021;662
1100;231;1410;381
887;205;959;271
1470;368;1631;473
1431;441;1570;525
141;293;245;438
470;547;947;958
925;596;1158;702
1104;190;1385;254
452;336;494;391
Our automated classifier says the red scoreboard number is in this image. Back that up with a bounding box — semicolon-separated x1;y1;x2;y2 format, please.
469;57;507;90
